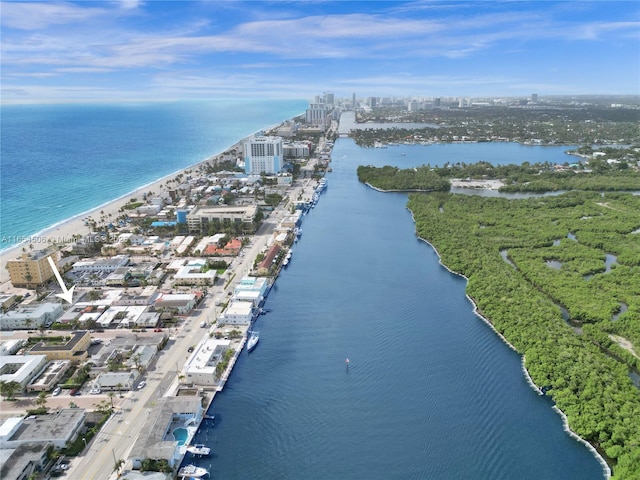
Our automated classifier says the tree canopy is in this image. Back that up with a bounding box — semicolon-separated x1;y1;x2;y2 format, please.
405;190;640;479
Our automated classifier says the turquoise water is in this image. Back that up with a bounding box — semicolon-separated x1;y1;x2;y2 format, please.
2;104;605;478
0;100;307;251
173;427;189;446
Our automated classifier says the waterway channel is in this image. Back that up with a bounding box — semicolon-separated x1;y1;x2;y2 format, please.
185;135;605;479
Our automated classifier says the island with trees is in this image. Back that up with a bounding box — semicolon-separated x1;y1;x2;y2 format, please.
359;161;640;479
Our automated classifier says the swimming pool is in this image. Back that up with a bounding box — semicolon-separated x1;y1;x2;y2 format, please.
173;427;189;446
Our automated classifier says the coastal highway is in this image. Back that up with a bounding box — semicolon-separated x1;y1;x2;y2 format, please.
66;160;321;479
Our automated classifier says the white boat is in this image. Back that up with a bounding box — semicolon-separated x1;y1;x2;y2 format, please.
178;464;209;478
186;444;211;456
247;331;259;352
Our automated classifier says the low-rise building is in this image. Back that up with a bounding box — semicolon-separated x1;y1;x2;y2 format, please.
128;396;204;470
233;290;262;307
96;306;147;329
186;205;258;234
113;286;159;306
0;409;86;449
174;262;217;286
57;304;106;325
0;294;17;311
72;255;129;273
27;330;91;363
182;338;232;386
0;339;26;356
154;293;197;315
0;442;50;480
0;355;48;391
0;303;63;330
26;360;71;392
277;173;293;185
218;301;253;326
234;276;270;298
256;244;281;276
94;371;139;391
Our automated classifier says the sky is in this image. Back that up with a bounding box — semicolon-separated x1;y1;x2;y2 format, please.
1;0;639;104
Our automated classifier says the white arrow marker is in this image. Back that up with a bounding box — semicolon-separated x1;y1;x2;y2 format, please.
47;256;75;303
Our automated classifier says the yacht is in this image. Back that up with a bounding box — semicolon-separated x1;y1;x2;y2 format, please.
178;464;209;478
247;331;260;352
186;444;211;456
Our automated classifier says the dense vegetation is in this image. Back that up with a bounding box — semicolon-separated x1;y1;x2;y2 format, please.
404;191;640;479
357;157;640;193
357;165;451;192
352;103;640;146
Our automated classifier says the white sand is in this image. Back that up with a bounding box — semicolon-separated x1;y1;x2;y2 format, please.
0;139;245;287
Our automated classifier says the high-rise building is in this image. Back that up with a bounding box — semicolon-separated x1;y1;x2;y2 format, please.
352;93;356;108
434;97;441;107
7;250;60;288
243;136;283;175
531;93;538;103
305;103;330;130
323;92;334;105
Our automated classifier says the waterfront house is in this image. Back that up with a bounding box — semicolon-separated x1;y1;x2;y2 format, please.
217;301;253;326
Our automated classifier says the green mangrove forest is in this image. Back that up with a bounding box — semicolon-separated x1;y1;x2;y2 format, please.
360;164;640;478
357;154;640;193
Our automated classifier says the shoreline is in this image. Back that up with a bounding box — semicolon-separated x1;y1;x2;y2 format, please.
0;120;292;285
407;208;612;479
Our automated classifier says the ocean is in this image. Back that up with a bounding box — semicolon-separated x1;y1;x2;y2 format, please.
0;99;307;251
1;104;604;478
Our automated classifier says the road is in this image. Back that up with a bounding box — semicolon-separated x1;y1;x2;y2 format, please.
64;158;323;479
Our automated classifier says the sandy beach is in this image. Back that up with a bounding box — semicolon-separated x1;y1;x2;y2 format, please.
0;137;248;287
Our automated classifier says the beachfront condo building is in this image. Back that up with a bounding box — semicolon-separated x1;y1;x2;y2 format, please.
305;103;331;130
243;136;283;175
6;250;60;289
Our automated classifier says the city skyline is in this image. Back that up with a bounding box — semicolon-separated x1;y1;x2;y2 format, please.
1;0;639;104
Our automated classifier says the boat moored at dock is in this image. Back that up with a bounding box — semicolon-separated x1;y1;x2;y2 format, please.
186;444;211;456
247;331;260;352
178;464;209;478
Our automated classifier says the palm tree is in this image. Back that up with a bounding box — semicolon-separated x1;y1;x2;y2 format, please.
35;391;48;409
112;458;125;477
0;380;22;401
132;353;143;373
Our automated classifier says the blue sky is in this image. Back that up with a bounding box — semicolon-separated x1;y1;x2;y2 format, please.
1;0;639;103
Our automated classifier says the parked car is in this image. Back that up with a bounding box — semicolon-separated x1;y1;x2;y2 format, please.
69;388;78;396
52;387;61;396
137;381;146;390
89;388;101;395
187;346;195;353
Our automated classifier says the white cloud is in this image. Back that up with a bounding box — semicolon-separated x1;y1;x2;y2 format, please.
0;2;107;30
